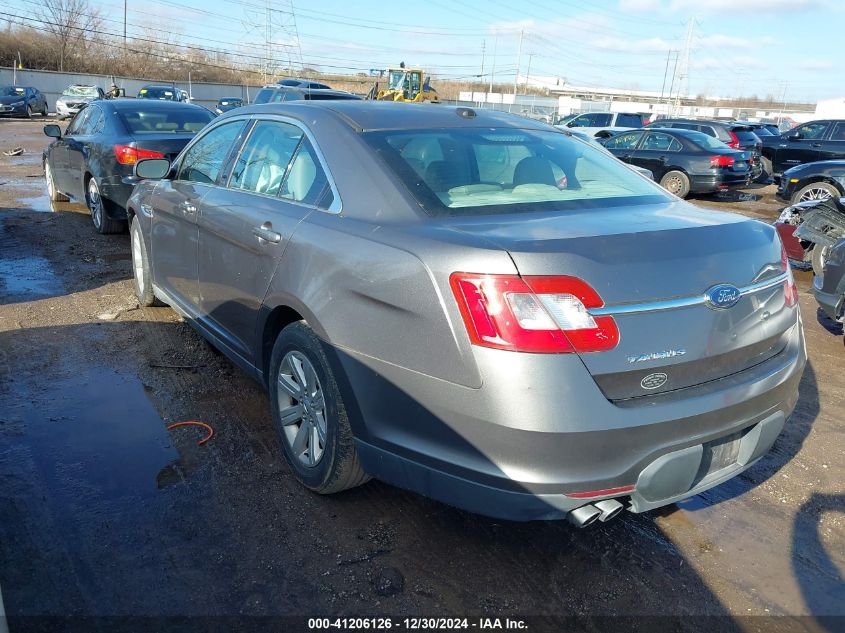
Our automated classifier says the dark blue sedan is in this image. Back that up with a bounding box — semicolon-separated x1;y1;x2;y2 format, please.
43;99;214;233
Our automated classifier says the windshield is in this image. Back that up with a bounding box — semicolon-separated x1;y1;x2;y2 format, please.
364;128;669;217
0;86;25;97
388;70;406;91
63;86;98;97
118;108;214;134
139;87;177;100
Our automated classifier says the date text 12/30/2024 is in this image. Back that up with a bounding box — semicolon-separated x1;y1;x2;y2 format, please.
308;618;528;630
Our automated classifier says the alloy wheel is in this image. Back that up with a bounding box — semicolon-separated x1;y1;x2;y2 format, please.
88;179;102;229
277;351;327;467
799;187;833;202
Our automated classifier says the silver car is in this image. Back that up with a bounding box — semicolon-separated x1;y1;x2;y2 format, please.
127;102;806;526
56;84;105;119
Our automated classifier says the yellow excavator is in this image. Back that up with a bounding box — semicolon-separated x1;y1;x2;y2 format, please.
368;64;439;103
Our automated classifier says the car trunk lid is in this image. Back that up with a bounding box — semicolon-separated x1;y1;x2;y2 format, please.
131;134;196;161
445;201;793;400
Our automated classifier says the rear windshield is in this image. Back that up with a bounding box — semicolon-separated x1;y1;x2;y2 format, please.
363;128;669;217
685;131;729;150
732;129;761;143
139;87;177;100
305;93;360;100
118;108;214;134
253;88;274;104
64;86;99;97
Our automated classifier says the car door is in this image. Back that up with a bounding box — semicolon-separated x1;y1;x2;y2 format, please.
818;121;845;162
630;131;681;180
65;105;104;200
773;121;829;173
602;131;643;163
51;107;92;196
196;118;337;363
150;118;247;313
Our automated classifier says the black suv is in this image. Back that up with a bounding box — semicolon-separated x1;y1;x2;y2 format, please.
253;85;361;104
646;118;762;178
761;119;845;181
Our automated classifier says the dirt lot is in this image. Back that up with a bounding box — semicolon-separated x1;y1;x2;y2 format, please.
0;118;842;632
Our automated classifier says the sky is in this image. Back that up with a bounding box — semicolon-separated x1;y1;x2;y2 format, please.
8;0;843;103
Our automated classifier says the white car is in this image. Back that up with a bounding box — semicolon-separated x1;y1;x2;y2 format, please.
556;111;648;138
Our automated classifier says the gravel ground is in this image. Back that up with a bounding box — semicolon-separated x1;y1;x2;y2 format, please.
0;118;842;632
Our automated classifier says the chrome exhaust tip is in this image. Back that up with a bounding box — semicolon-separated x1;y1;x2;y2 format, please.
593;498;625;522
567;504;601;528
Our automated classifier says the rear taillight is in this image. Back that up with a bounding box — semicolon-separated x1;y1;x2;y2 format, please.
727;130;740;148
781;243;798;307
449;273;619;353
710;155;735;168
114;144;165;165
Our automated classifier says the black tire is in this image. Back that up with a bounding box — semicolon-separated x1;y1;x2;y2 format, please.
790;181;839;206
811;244;829;277
41;104;48;116
268;322;370;494
44;159;69;202
87;176;124;234
660;170;690;198
26;105;33;120
129;217;163;307
760;157;773;183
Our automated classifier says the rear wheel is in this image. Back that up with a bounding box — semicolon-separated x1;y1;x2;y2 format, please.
87;177;124;234
26;105;33;120
269;322;370;494
41;104;48;116
791;181;838;205
759;157;773;183
45;160;69;202
660;170;690;198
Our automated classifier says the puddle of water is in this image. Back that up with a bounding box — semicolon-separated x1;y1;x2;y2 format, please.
0;254;64;300
17;367;178;498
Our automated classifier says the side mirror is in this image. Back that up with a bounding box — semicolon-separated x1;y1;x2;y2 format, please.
135;158;171;180
787;132;802;141
43;124;62;139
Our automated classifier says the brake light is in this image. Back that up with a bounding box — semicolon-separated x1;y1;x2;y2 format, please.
781;243;798;307
449;273;619;353
727;130;740;148
710;155;735;168
114;144;165;165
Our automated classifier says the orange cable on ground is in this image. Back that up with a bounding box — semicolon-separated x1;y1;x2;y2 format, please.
166;421;214;445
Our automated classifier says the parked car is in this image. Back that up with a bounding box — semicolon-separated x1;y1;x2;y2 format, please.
42;99;214;234
602;128;752;197
776;160;845;205
252;84;361;104
125;102;804;526
645;118;763;179
761;120;845;182
556;111;648;138
736;121;781;137
215;97;244;114
811;235;845;325
55;84;105;120
0;85;48;118
137;85;188;102
277;78;332;89
776;197;845;274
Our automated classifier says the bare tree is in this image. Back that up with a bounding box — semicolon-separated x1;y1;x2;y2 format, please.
35;0;101;72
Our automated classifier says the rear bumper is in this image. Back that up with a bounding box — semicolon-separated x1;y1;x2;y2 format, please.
337;322;806;521
813;274;843;320
689;173;751;193
99;174;133;217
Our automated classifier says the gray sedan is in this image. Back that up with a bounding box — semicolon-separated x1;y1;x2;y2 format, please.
127;102;806;526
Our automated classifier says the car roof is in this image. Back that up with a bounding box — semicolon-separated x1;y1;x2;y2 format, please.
141;85;179;89
106;99;209;112
639;127;706;138
230;101;557;132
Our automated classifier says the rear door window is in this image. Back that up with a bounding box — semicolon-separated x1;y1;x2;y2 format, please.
280;139;335;209
828;122;845;141
228;120;303;195
177;120;246;185
640;132;682;152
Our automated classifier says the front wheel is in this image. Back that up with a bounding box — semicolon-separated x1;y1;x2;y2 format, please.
759;157;773;184
130;217;162;306
660;170;690;198
791;181;839;205
269;322;370;494
87;177;124;234
26;105;33;120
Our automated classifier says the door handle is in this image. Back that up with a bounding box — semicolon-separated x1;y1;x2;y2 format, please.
811;142;822;148
253;223;281;243
178;201;196;214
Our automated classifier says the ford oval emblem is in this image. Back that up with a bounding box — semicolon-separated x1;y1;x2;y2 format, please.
641;372;668;390
705;284;741;310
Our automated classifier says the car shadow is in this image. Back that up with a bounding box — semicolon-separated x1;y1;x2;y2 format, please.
815;307;843;336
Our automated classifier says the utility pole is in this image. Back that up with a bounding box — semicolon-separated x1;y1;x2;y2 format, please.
659;50;673;105
123;0;127;57
265;0;271;82
488;32;497;95
513;28;524;97
525;52;534;89
667;51;679;115
674;18;696;116
776;81;789;125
